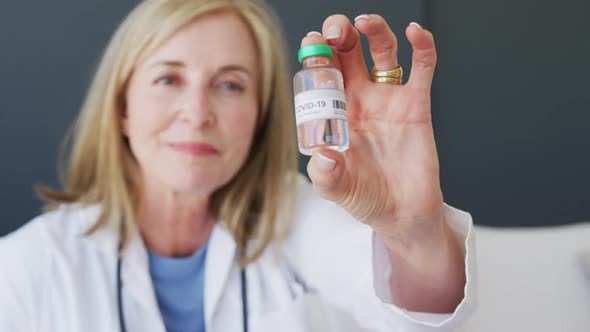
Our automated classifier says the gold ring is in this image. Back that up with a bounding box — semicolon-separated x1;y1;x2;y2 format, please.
372;65;403;84
373;77;402;84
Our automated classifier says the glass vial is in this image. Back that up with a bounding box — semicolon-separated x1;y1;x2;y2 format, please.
293;44;349;156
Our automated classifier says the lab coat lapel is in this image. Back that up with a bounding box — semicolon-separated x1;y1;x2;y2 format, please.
122;232;166;330
80;205;165;328
204;223;237;328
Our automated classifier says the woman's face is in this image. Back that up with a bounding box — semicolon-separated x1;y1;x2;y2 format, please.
124;11;259;197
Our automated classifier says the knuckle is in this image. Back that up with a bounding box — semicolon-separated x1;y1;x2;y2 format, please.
370;42;396;55
415;51;437;67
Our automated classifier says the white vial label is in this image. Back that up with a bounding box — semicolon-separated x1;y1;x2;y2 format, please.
294;89;346;125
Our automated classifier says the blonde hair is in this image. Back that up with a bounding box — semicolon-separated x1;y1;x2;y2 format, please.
38;0;298;264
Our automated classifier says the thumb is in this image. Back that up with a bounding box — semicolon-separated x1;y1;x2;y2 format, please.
307;149;349;202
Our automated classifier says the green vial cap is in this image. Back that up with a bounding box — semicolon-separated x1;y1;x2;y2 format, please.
298;44;333;63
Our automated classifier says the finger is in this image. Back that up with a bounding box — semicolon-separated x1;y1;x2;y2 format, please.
321;14;369;85
406;22;437;90
299;31;343;71
307;149;349;203
300;31;326;48
353;14;399;71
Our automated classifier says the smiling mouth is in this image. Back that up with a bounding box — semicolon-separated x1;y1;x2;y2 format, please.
168;142;219;157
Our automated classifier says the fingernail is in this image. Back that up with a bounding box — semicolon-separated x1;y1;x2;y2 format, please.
307;31;322;37
323;24;340;40
315;153;336;172
354;14;370;22
409;22;422;29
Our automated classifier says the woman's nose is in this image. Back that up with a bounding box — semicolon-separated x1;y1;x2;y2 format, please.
178;88;215;127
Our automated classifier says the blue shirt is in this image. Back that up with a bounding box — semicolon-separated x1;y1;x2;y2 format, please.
148;242;209;332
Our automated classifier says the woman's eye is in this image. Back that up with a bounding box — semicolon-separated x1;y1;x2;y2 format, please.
219;81;244;92
154;76;178;86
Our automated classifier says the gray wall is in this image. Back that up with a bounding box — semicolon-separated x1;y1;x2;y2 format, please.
429;0;590;226
1;0;588;236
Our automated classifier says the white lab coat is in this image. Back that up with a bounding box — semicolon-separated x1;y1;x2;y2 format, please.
0;175;476;332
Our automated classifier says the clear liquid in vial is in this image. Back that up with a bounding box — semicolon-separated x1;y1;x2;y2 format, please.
293;55;349;156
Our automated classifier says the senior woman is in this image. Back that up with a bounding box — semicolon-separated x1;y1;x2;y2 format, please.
0;0;475;331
